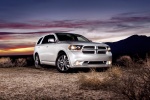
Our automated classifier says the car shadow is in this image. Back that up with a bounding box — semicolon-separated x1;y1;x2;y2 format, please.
33;65;109;73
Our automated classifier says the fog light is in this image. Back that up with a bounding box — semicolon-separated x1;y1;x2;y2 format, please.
74;61;83;66
107;61;112;65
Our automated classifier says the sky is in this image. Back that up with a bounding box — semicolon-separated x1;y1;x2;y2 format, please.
0;0;150;55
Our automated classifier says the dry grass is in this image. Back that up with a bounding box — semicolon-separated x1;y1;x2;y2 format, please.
78;70;105;90
107;67;123;78
78;60;150;100
0;67;114;100
0;57;15;67
0;58;27;68
116;55;133;67
109;67;150;100
1;56;150;100
15;58;27;67
78;67;123;90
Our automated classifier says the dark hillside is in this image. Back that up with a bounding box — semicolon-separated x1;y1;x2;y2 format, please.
106;35;150;62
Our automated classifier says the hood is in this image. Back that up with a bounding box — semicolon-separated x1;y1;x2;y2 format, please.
58;41;108;46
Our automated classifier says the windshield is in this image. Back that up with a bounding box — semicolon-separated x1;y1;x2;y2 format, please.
55;33;91;42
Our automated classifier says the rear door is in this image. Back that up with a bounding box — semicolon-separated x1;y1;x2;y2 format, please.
39;36;48;61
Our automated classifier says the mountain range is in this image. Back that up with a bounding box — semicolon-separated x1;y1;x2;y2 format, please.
106;35;150;62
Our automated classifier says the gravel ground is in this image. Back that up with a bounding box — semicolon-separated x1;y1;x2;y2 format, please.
0;67;115;100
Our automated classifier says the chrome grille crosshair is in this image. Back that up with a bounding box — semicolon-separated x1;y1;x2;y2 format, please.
82;46;106;54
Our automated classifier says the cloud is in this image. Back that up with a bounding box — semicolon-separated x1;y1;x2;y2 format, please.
0;30;69;35
0;12;150;35
0;42;35;49
1;12;150;42
106;16;150;35
0;20;87;29
1;11;150;55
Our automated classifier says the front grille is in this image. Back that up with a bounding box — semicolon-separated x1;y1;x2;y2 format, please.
98;46;106;49
82;51;95;54
83;46;95;49
82;46;106;54
97;51;106;54
83;61;106;65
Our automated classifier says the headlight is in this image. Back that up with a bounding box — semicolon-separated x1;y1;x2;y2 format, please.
68;45;83;50
107;46;111;52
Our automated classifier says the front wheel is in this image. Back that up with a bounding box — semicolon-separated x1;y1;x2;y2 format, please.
56;54;70;72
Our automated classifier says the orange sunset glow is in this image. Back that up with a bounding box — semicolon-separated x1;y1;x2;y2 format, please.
0;47;34;55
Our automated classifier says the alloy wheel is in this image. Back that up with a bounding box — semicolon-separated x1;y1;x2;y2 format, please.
57;54;70;72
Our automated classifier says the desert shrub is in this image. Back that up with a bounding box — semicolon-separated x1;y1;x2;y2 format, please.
146;58;150;67
15;58;27;67
77;69;119;90
108;67;150;100
26;57;34;66
78;64;150;100
0;57;30;67
0;57;15;67
117;55;133;67
107;67;150;100
116;55;150;68
107;67;123;78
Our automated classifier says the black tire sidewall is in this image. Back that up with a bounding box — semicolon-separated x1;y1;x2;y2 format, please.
35;54;41;68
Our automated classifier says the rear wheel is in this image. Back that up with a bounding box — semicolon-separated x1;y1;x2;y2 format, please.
56;53;70;72
34;54;42;68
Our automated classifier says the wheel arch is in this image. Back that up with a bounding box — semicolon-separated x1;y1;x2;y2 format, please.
34;52;38;60
57;50;67;56
56;50;70;65
34;52;41;63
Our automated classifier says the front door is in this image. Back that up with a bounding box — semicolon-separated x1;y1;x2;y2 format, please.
40;35;56;62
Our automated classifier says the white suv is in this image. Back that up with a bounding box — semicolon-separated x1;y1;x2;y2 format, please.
34;33;112;72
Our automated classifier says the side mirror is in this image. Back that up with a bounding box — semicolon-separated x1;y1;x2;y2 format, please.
48;38;55;43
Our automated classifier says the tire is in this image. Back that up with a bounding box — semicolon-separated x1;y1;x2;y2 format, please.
56;53;70;72
34;54;42;68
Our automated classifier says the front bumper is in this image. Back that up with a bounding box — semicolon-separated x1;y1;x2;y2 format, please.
67;50;112;68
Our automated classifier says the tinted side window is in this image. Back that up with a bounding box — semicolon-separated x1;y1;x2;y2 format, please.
77;36;85;41
42;35;55;44
37;37;43;45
